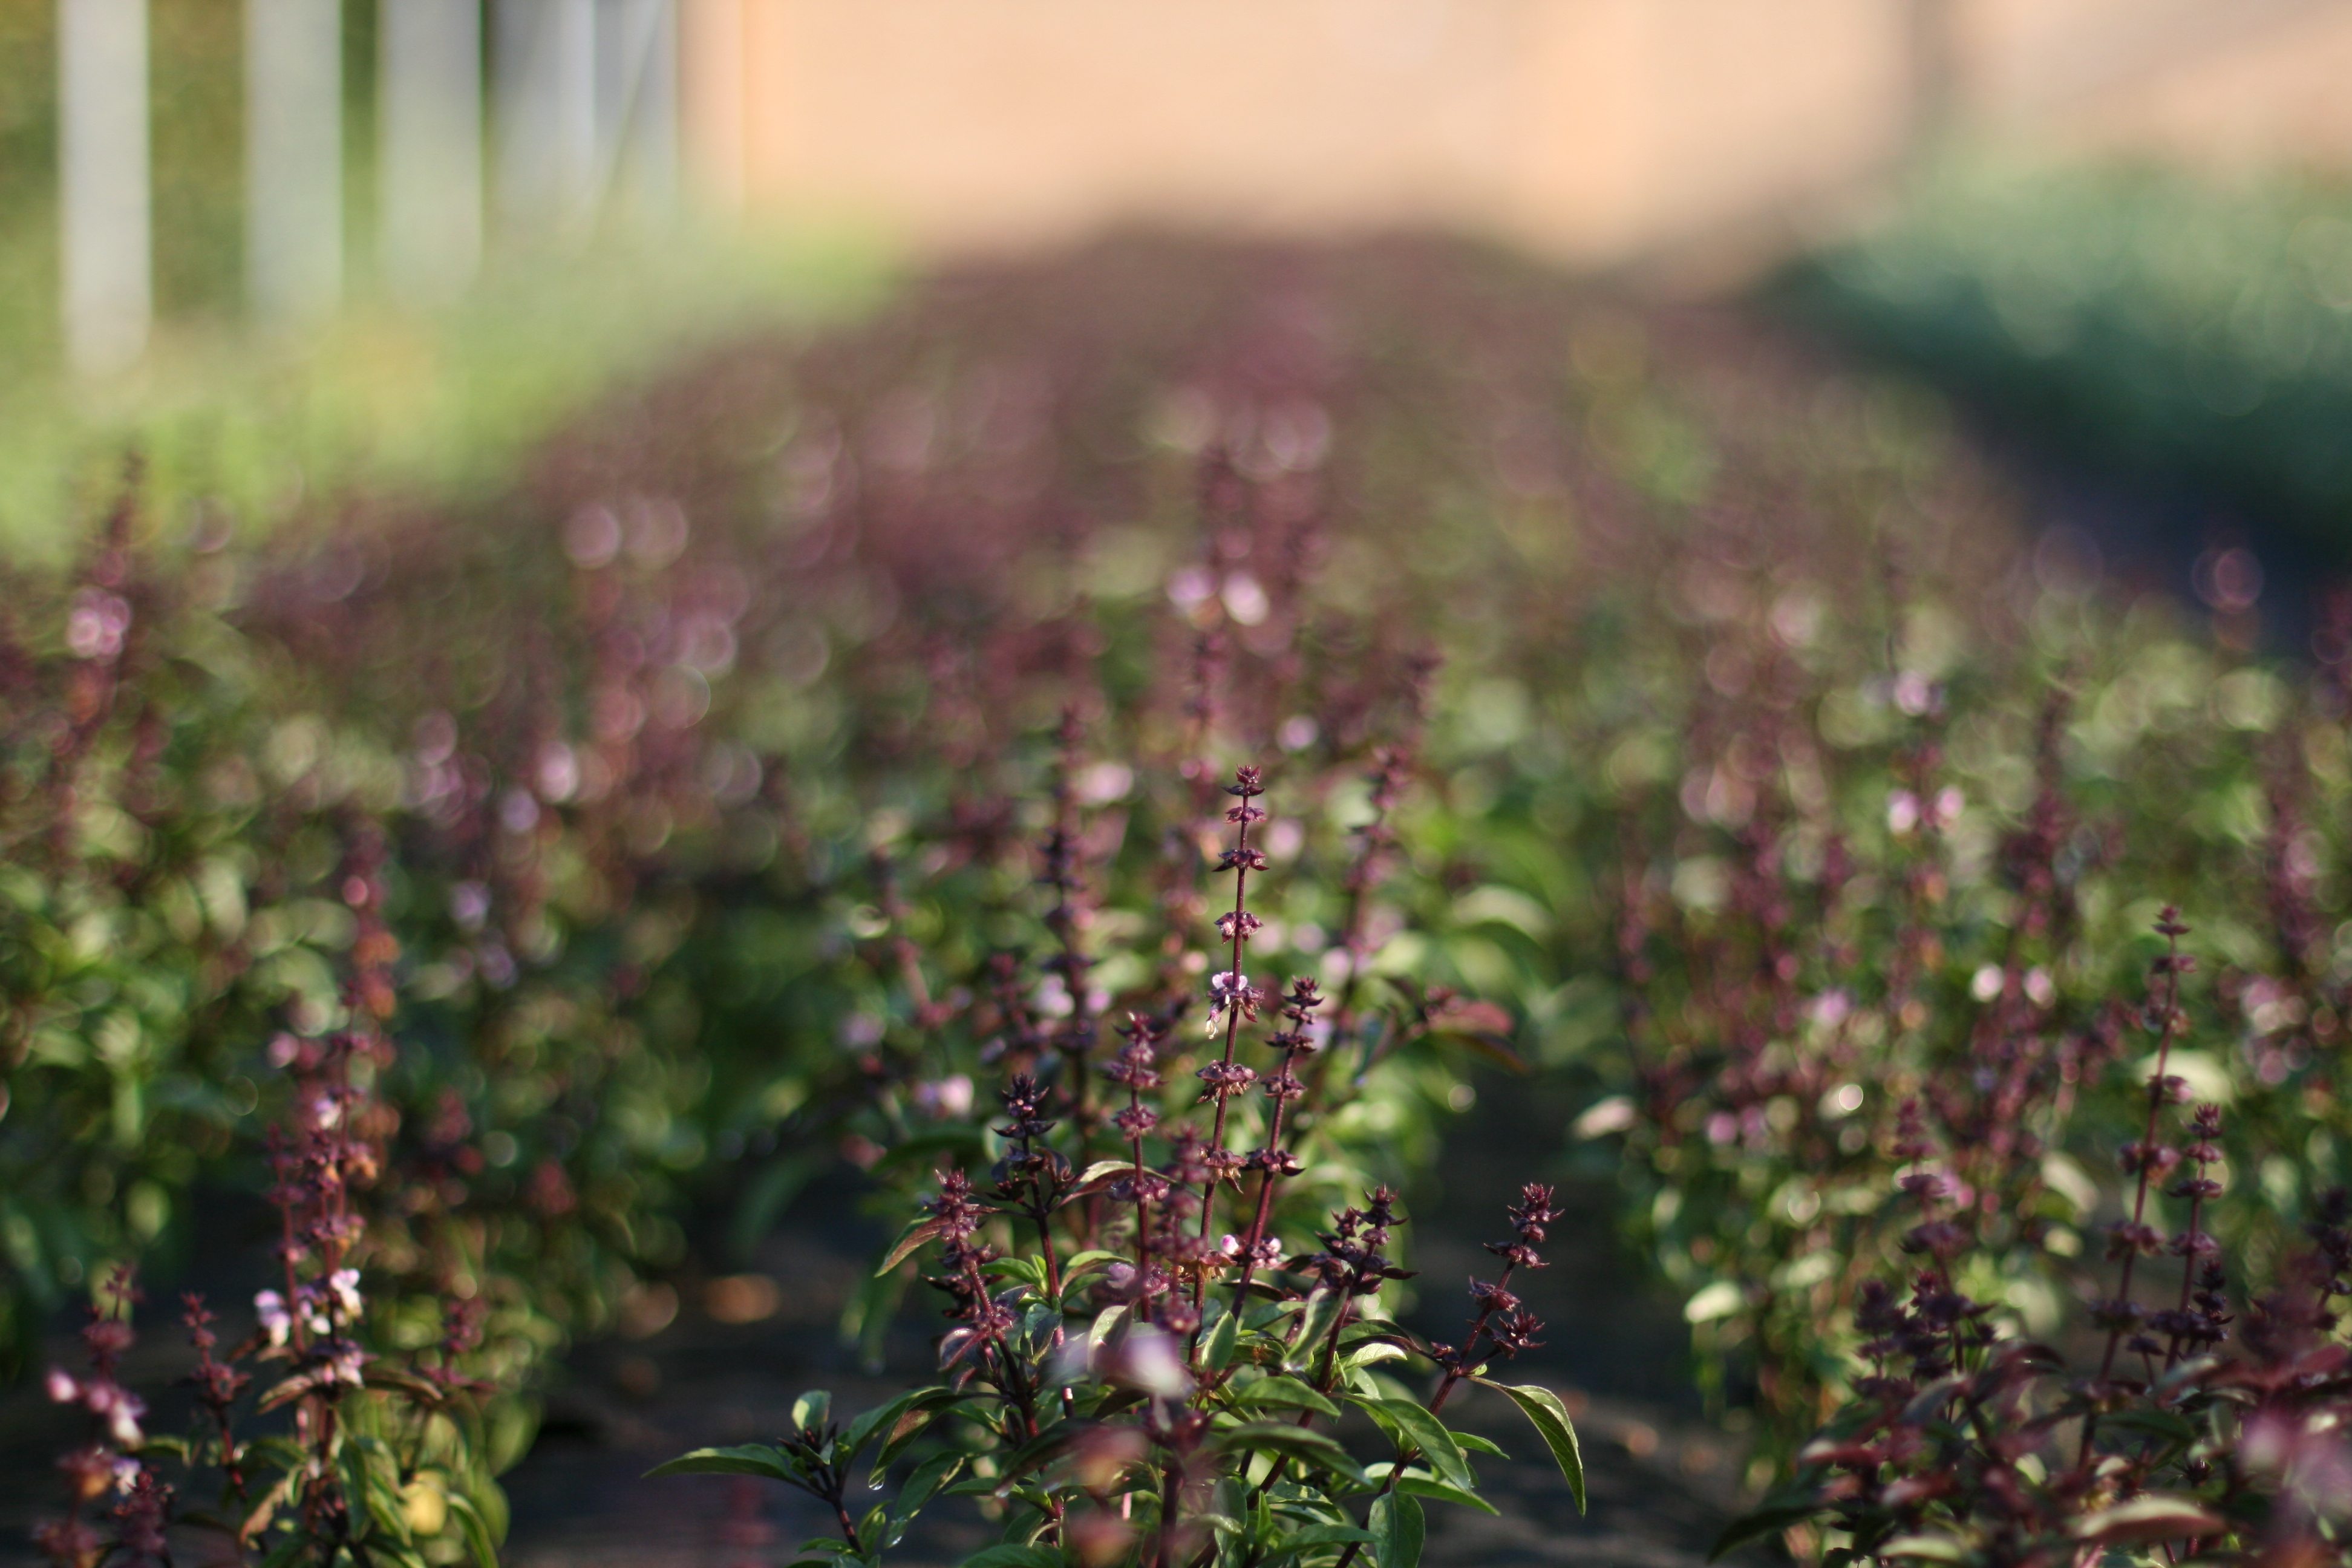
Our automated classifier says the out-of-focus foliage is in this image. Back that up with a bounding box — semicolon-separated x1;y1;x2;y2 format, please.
11;237;2005;1399
1713;919;2352;1568
18;237;2352;1564
1782;163;2352;559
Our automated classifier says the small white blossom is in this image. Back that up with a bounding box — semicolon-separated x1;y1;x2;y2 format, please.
85;1382;145;1446
325;1343;367;1387
255;1289;292;1347
328;1268;364;1321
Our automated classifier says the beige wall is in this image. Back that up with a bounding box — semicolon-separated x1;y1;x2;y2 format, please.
2031;4;2352;170
678;0;2352;271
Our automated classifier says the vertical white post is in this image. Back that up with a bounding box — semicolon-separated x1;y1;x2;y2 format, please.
57;0;151;378
496;0;599;232
602;0;678;214
381;0;484;304
245;0;344;327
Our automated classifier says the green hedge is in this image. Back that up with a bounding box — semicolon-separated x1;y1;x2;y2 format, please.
1779;163;2352;561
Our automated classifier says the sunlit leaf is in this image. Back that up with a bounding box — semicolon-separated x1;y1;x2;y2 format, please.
875;1217;946;1276
645;1445;796;1483
1472;1380;1583;1513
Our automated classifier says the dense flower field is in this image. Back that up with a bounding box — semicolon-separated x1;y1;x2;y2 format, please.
13;238;2352;1566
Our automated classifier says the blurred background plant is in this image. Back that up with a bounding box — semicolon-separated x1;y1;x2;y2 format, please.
1783;162;2352;574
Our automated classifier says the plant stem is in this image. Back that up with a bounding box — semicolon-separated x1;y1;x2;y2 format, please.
1194;788;1258;1321
2081;918;2186;1465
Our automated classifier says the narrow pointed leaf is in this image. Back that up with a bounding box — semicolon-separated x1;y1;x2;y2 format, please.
1284;1289;1347;1377
1231;1374;1341;1420
1473;1379;1584;1514
1390;1475;1498;1515
2073;1496;2225;1545
645;1445;796;1483
1352;1396;1476;1494
1203;1307;1241;1373
1371;1491;1425;1568
875;1217;946;1276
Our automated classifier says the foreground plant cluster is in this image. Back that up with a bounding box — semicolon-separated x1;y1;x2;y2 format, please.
12;240;2352;1566
655;763;1587;1567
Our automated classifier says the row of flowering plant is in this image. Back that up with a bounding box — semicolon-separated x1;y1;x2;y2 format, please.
1718;909;2352;1565
1534;506;2352;1469
657;765;1586;1567
33;939;509;1567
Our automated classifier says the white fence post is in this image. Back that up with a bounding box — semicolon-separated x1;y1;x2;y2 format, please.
496;0;599;232
601;0;679;214
244;0;344;327
381;0;485;304
57;0;151;378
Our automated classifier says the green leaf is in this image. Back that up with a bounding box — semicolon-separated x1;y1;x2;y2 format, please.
1877;1535;1971;1562
842;1387;926;1462
1472;1380;1584;1514
1068;1159;1137;1195
893;1450;967;1523
1231;1375;1341;1420
645;1445;795;1483
1390;1475;1497;1515
1060;1250;1125;1287
959;1544;1063;1568
1202;1308;1241;1373
876;1217;946;1276
1682;1280;1745;1324
985;1253;1053;1290
793;1390;833;1434
2072;1495;2224;1545
1371;1491;1425;1568
1210;1422;1369;1485
440;1492;503;1568
1353;1397;1475;1494
1453;1431;1506;1459
857;1386;973;1472
1284;1290;1347;1377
